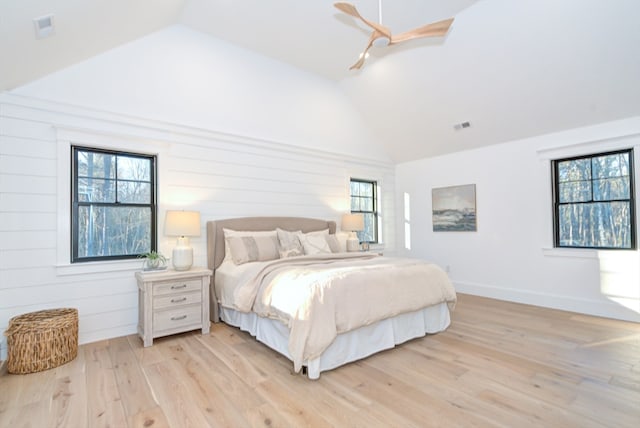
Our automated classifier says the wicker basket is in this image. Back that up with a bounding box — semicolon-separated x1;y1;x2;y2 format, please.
4;308;78;374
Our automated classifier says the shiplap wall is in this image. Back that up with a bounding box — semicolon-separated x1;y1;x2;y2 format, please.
0;94;396;359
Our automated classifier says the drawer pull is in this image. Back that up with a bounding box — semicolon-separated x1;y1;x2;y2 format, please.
171;315;188;321
171;284;187;290
171;297;187;303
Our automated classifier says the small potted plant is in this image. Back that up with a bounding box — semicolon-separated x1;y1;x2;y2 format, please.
139;251;168;271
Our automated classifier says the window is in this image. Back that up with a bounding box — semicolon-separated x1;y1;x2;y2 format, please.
552;149;635;249
71;146;157;262
350;178;378;243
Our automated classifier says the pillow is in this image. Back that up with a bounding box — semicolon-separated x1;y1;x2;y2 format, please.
223;228;277;262
302;228;329;237
300;233;332;255
276;228;304;258
326;234;341;253
226;235;279;265
279;248;303;259
334;231;349;252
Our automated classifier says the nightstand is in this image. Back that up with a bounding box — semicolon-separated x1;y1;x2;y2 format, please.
135;267;213;347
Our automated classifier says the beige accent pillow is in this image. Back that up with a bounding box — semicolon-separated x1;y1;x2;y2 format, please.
276;228;304;258
227;235;279;265
223;228;277;262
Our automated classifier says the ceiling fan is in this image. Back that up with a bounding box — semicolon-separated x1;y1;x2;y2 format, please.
334;1;454;70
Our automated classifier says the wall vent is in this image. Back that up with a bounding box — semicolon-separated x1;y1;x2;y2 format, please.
33;14;55;39
453;121;471;131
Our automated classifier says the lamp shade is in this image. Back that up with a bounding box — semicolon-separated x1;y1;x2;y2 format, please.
342;213;364;232
164;210;201;237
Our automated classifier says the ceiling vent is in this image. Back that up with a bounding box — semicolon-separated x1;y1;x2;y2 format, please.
33;14;55;39
453;121;471;131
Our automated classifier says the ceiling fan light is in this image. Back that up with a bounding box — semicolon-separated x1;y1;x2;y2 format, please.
372;37;390;48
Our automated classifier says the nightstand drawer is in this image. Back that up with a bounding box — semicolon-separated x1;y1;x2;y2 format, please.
153;305;202;333
153;279;201;296
154;291;202;309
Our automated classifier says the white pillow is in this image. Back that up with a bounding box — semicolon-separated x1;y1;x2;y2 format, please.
326;235;341;253
223;228;277;262
334;232;349;252
300;233;332;255
302;228;329;236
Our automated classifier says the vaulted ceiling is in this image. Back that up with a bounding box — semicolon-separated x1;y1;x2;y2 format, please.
2;0;639;162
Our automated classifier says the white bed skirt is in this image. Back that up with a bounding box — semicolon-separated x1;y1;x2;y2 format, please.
219;303;451;379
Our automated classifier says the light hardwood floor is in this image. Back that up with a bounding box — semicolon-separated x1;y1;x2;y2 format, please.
1;294;639;427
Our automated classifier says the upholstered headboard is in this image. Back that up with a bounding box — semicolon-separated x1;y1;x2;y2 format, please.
206;216;336;271
206;217;336;321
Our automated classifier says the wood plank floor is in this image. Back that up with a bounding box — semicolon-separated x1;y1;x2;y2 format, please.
1;294;639;427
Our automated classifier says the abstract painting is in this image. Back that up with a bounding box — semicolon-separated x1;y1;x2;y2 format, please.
432;184;477;232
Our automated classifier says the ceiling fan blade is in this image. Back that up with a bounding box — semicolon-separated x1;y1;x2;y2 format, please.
348;30;381;70
334;2;392;39
390;17;454;44
333;2;360;18
349;55;367;70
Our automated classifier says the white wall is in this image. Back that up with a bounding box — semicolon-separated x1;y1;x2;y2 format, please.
12;25;389;161
0;94;395;360
396;117;640;322
0;25;396;359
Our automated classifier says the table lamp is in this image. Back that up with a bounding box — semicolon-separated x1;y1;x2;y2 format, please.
342;213;364;252
164;210;200;271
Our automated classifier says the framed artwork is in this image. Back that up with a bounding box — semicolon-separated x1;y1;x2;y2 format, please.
432;184;477;232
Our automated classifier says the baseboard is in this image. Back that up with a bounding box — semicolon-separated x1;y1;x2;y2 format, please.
78;324;138;347
454;280;640;323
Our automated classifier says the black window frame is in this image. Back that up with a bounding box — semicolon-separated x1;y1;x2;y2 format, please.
71;146;157;263
350;178;379;244
551;148;636;250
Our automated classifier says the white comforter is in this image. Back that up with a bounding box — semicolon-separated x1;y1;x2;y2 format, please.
215;253;456;372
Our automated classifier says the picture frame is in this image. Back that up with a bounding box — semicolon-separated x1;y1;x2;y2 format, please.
432;184;477;232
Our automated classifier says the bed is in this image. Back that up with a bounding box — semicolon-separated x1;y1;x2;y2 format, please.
206;216;456;379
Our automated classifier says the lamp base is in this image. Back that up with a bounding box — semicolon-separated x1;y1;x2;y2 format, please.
172;237;193;271
346;232;360;252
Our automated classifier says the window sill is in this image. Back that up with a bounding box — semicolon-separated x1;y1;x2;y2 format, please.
541;247;599;259
56;259;142;276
